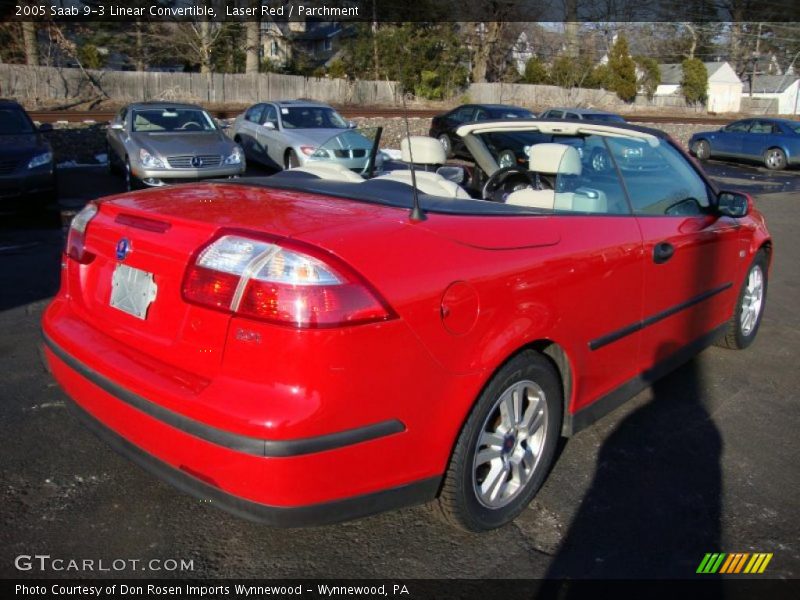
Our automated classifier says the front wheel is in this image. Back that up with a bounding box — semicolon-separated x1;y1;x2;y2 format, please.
717;250;768;350
694;140;710;161
764;147;786;171
284;149;300;170
438;134;453;159
124;159;138;192
432;351;562;531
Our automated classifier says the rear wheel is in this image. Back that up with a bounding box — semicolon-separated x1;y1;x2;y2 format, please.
497;149;516;169
717;250;768;350
284;149;300;170
694;139;710;161
432;351;562;531
763;147;786;171
591;148;611;172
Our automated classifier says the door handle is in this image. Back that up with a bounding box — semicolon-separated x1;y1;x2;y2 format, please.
653;242;675;264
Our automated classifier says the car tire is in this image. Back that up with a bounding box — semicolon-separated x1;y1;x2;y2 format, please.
284;149;300;170
763;147;787;171
497;149;517;169
432;350;562;531
438;134;453;159
716;250;768;350
591;148;611;172
124;158;138;192
694;140;710;161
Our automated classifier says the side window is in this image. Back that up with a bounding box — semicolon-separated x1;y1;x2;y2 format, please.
474;108;489;121
723;121;750;133
262;105;278;127
749;121;773;134
549;135;631;215
245;104;264;123
566;112;579;119
452;106;474;123
548;110;564;119
606;137;710;216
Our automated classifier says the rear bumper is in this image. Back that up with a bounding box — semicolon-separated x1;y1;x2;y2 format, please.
41;292;466;524
63;388;439;527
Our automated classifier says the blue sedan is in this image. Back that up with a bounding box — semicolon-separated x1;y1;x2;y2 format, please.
689;118;800;170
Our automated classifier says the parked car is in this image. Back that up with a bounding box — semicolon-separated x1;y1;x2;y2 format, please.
43;118;771;532
429;103;535;162
539;107;626;123
231;100;376;172
0;99;56;210
106;102;245;191
689;118;800;170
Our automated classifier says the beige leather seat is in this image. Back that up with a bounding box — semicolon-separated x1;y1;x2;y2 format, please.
376;136;471;199
505;143;607;213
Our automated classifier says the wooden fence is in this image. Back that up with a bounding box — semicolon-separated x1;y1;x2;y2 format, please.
0;64;400;106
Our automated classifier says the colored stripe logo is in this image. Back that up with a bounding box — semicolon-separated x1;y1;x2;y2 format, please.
697;553;773;574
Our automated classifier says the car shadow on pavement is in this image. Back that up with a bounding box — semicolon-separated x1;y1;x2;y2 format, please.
543;344;723;580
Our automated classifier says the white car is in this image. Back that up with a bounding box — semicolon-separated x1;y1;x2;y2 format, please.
231;100;376;173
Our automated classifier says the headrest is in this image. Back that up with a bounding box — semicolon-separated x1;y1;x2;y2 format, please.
401;136;446;165
529;143;582;175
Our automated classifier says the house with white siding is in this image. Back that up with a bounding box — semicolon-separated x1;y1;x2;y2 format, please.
746;75;800;115
655;61;743;113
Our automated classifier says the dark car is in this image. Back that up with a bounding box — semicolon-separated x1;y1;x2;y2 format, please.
689;118;800;170
0;99;56;211
539;107;627;123
429;104;535;163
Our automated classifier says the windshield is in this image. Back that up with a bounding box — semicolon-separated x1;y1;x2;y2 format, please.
131;108;217;133
0;108;34;134
281;107;348;129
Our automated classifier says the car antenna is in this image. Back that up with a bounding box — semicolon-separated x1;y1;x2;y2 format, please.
402;91;426;222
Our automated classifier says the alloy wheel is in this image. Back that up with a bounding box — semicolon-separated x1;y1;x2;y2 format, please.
472;380;548;509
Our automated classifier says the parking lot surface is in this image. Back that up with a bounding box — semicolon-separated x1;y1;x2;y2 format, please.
1;161;798;579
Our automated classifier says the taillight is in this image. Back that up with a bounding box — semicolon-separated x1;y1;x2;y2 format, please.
66;202;98;264
182;233;395;328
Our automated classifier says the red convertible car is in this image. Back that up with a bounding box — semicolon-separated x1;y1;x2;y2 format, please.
42;120;771;531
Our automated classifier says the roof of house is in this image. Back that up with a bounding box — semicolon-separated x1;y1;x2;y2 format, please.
749;74;800;94
658;61;732;85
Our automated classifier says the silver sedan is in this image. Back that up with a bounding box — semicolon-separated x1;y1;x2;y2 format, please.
106;102;245;191
231;100;375;172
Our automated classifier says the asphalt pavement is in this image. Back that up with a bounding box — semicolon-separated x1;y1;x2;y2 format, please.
0;160;798;580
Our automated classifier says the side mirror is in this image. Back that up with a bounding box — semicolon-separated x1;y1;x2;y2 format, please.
109;122;124;131
38;123;53;133
263;121;276;130
717;190;751;218
437;165;467;185
348;120;357;129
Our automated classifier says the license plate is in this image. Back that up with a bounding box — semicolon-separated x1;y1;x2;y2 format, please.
110;264;158;320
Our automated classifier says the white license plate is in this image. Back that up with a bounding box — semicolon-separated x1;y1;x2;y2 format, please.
110;264;158;320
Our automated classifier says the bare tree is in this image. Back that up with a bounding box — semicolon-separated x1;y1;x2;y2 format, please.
22;22;39;66
244;1;261;74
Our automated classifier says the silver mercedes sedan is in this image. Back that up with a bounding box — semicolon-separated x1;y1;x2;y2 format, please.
106;102;245;191
231;100;375;172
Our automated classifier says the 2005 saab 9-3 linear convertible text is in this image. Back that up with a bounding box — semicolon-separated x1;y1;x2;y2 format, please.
42;119;771;531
